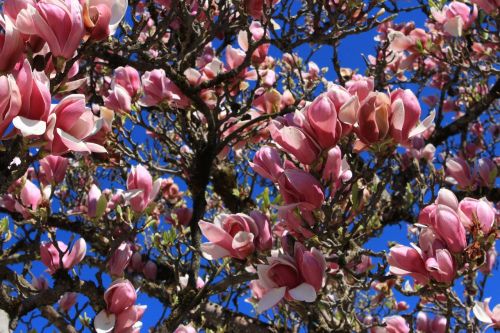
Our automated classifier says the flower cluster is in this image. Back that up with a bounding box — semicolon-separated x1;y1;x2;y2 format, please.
388;188;496;285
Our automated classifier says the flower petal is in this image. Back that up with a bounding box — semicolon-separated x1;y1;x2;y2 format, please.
12;116;47;136
288;283;317;302
256;287;286;313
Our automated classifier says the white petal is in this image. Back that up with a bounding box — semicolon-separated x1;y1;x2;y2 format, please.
12;116;47;136
56;128;90;152
86;142;107;153
200;243;231;260
122;189;143;201
409;111;435;138
473;302;493;324
94;310;115;333
108;0;128;35
288;283;317;302
256;287;286;313
151;179;162;201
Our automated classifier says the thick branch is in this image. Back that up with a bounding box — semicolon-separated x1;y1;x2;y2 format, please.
429;79;500;145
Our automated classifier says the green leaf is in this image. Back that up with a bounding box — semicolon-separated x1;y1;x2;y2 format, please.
95;195;108;219
0;217;11;242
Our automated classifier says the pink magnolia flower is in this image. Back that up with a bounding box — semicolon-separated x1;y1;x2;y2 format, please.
130;252;144;272
277;168;324;210
326;84;360;135
19;0;85;59
355;92;391;148
388;28;428;53
252;88;282;114
305;94;342;149
431;1;477;37
40;238;87;274
457;197;496;233
255;244;326;313
199;212;272;260
475;158;497;188
0;74;22;137
140;69;189;109
389;89;432;145
114;304;146;332
114;66;141;98
126;164;161;213
249;146;284;181
105;84;132;114
21;179;42;210
108;242;133;276
322;146;352;191
237;21;269;65
87;184;102;218
389;228;457;285
143;260;157;280
45;94;106;155
446;157;474;189
371;315;410;333
387;245;430;284
58;292;78;312
82;1;111;41
345;75;374;102
104;278;137;314
247;279;269;304
473;298;500;329
0;15;24;73
38;155;69;185
174;324;197;333
416;312;447;333
12;60;51;137
167;207;193;227
268;114;320;165
428;204;467;253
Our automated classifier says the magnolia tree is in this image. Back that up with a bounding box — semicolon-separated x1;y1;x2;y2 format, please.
0;0;498;332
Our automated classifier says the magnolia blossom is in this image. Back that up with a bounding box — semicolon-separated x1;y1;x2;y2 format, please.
40;238;87;274
94;304;146;333
416;312;447;333
38;155;69;185
0;74;22;137
126;164;161;212
108;241;133;276
45;94;106;155
473;298;500;329
12;60;51;137
58;292;78;312
277;168;324;210
105;84;132;114
249;146;284;182
83;0;128;40
0;15;24;73
199;212;272;260
17;0;85;59
370;316;410;333
114;66;141;97
457;197;496;233
104;278;137;314
140;69;189;108
431;1;477;37
20;179;42;210
255;244;326;313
